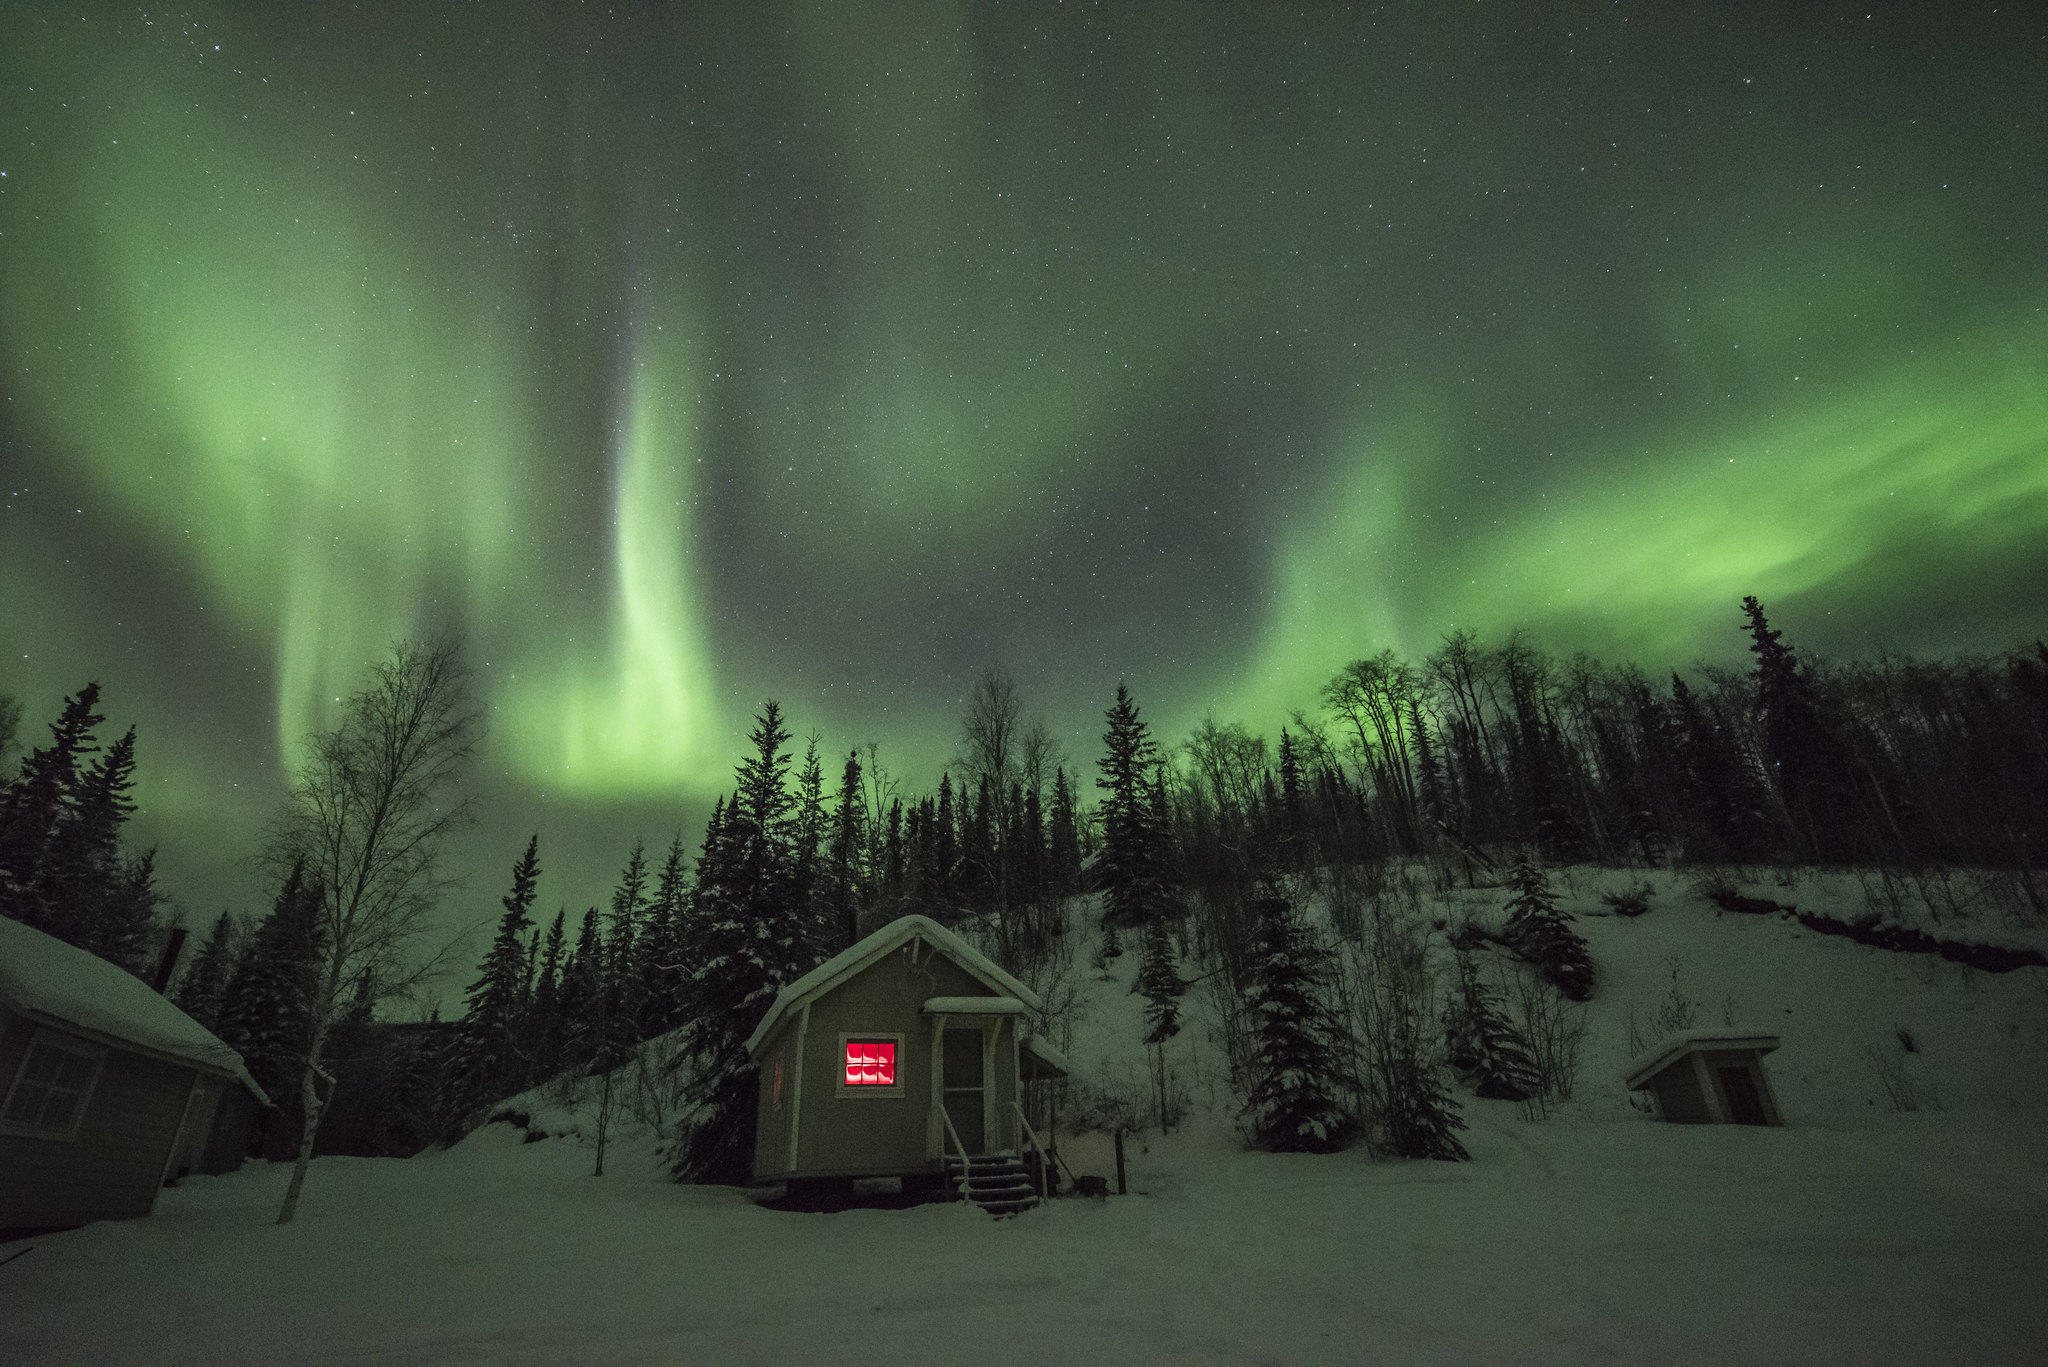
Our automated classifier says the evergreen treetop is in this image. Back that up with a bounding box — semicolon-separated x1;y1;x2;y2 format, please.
172;911;239;1033
1097;684;1172;927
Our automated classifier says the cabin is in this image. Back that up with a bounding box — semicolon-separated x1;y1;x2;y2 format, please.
744;915;1067;1209
1625;1029;1784;1126
0;916;270;1236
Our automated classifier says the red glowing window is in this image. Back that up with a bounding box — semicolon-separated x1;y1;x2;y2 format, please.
844;1040;897;1086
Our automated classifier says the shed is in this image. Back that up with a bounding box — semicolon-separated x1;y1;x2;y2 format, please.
0;916;270;1235
744;915;1065;1195
1625;1029;1783;1125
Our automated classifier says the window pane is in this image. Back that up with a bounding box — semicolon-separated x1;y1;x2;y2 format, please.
23;1044;65;1086
38;1087;79;1130
52;1051;95;1091
6;1040;96;1132
5;1082;51;1124
845;1040;895;1086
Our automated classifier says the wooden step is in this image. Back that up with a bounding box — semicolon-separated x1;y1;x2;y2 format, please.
942;1154;1042;1215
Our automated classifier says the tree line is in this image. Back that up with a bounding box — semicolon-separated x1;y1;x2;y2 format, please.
3;599;2042;1190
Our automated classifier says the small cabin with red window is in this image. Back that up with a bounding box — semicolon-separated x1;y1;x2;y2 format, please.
744;915;1066;1199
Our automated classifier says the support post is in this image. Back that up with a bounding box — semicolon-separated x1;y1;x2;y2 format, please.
786;1002;810;1174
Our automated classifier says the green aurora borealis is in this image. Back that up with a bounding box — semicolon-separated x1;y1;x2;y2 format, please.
2;5;2044;925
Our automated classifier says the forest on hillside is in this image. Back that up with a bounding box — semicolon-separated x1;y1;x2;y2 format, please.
3;599;2044;1179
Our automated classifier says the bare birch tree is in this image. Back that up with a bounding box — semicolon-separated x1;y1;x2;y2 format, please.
267;635;483;1224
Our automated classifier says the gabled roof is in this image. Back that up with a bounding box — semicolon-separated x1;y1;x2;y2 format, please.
1624;1029;1781;1091
0;914;269;1103
744;915;1040;1059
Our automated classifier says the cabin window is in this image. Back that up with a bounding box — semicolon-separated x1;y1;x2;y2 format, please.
1;1030;106;1141
840;1036;902;1091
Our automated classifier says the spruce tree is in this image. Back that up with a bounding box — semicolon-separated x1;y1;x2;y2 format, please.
1379;1050;1470;1161
1240;896;1351;1153
1098;918;1123;962
215;865;325;1153
881;798;906;903
824;751;866;952
605;840;650;1039
1016;781;1043;902
1446;951;1538;1101
1743;596;1861;859
960;774;996;910
1407;695;1449;836
637;835;689;1035
556;907;604;1066
48;725;154;968
1047;767;1083;896
1669;674;1770;861
1499;860;1594;1002
528;908;569;1076
933;772;958;913
451;835;542;1112
1275;728;1308;870
173;911;239;1032
0;693;19;765
1097;685;1171;928
1135;918;1184;1044
0;683;104;940
790;739;828;940
671;701;822;1184
903;800;932;908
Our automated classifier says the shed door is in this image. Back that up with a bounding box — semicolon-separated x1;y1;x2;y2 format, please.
1716;1064;1768;1125
942;1027;986;1154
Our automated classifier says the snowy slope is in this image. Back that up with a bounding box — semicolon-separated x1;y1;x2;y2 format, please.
3;866;2046;1365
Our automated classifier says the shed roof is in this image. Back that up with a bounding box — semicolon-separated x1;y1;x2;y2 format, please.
744;915;1039;1059
1021;1034;1069;1079
1624;1029;1781;1091
0;915;268;1103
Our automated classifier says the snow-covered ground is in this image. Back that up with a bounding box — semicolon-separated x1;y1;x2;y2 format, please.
6;866;2047;1365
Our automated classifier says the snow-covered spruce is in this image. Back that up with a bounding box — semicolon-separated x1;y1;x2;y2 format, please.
1239;895;1353;1153
1446;949;1540;1102
1499;860;1594;1002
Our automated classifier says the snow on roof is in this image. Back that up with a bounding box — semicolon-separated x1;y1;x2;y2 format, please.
1021;1034;1069;1077
1624;1028;1781;1091
744;915;1041;1059
0;915;268;1103
922;996;1026;1015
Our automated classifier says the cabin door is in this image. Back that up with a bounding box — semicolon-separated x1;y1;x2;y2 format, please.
942;1027;987;1154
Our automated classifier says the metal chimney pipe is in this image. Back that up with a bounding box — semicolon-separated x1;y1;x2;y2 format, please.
151;927;188;995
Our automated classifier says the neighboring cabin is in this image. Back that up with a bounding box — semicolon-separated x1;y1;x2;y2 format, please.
0;915;269;1236
744;915;1066;1203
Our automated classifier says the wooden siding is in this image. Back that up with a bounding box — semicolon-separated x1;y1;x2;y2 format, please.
1645;1046;1783;1126
0;1005;200;1230
1650;1058;1712;1123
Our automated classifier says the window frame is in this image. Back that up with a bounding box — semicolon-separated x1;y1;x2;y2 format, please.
1;1028;109;1142
836;1032;905;1096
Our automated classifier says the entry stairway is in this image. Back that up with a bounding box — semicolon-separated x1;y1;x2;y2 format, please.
942;1151;1040;1216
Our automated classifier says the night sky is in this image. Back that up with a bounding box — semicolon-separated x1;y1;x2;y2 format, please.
2;6;2044;946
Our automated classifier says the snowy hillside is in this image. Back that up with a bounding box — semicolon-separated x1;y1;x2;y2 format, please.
5;866;2047;1365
